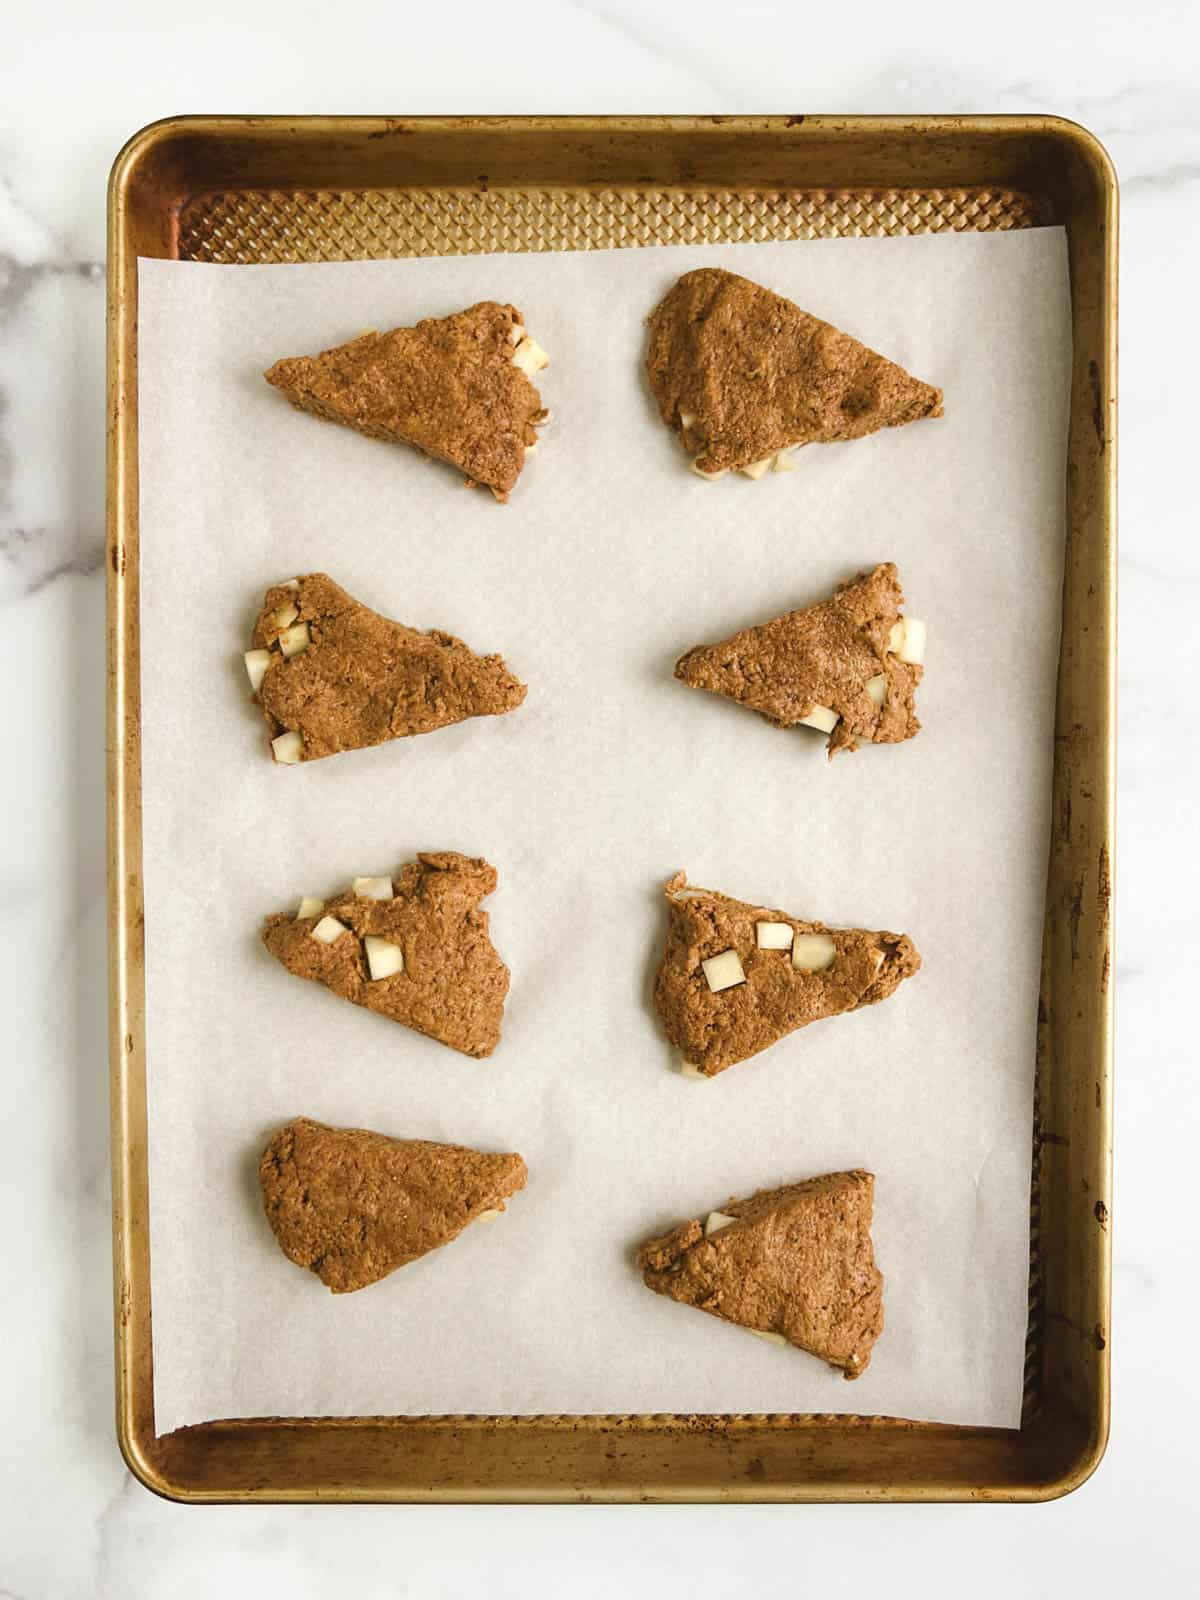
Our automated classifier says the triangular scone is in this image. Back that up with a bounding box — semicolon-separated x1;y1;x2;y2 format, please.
262;852;509;1057
655;872;920;1077
260;1117;527;1293
244;573;526;765
264;301;549;501
675;563;924;757
638;1170;883;1377
645;268;942;477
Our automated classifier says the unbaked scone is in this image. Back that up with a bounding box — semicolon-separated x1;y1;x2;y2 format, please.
674;563;924;757
638;1169;883;1377
265;301;549;500
260;1117;527;1293
244;572;526;766
262;852;510;1058
655;872;920;1077
645;268;942;478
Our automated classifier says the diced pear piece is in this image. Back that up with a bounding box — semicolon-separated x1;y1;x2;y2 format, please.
311;916;349;945
792;932;837;973
364;936;404;981
866;673;888;707
296;896;324;919
271;731;303;764
701;949;746;993
897;617;926;665
512;335;549;375
352;876;394;901
887;617;926;665
243;649;271;693
278;621;310;659
705;1211;737;1235
798;704;839;734
756;921;794;950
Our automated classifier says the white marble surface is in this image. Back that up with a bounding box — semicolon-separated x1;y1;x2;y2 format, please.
2;0;1195;1592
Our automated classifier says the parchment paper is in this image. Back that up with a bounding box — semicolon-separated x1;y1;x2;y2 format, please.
137;230;1069;1435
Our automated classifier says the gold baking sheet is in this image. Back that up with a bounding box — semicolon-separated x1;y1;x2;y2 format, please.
107;115;1115;1502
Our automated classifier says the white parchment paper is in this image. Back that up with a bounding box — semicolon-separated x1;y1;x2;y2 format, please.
138;230;1069;1435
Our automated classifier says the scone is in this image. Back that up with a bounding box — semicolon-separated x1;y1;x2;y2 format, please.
638;1169;883;1377
674;563;925;757
264;301;549;500
260;1117;527;1293
262;852;510;1058
243;572;527;766
645;267;942;478
655;872;920;1077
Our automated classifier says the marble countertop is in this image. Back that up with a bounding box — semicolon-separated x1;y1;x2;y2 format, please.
3;0;1194;1593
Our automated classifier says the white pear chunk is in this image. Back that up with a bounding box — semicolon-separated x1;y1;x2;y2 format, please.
243;649;271;693
799;703;840;734
887;617;927;665
679;1058;706;1078
475;1208;502;1224
524;441;538;457
897;617;926;665
278;621;310;659
271;730;303;764
311;915;349;945
679;410;697;429
512;335;549;375
773;450;796;472
690;456;727;481
756;921;794;950
792;932;837;973
701;949;746;993
352;876;393;901
866;673;888;708
705;1211;737;1236
364;936;404;980
282;577;301;591
749;1329;789;1347
296;896;324;920
273;602;299;630
737;456;773;480
509;321;524;344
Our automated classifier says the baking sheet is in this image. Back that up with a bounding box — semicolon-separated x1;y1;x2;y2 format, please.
137;230;1069;1435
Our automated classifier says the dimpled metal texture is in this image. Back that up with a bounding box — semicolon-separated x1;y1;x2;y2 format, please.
178;185;1043;262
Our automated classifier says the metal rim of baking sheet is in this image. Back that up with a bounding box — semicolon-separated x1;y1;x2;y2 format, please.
106;114;1116;1503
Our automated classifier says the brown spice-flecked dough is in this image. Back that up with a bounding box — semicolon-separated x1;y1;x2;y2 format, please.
264;301;548;501
262;852;509;1058
251;573;526;764
655;872;920;1077
259;1117;528;1293
674;563;921;757
638;1170;883;1377
645;267;942;474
